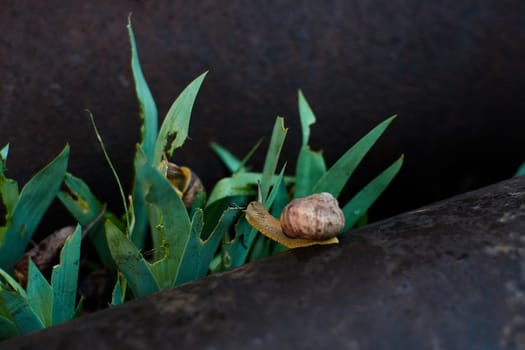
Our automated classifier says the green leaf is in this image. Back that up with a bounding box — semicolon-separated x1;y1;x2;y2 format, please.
210;142;244;173
58;173;117;270
0;315;18;340
298;90;316;147
0;270;44;333
105;220;159;298
110;274;126;306
295;91;327;197
342;155;404;231
515;162;525;177
248;234;272;262
175;207;239;284
0;290;43;333
223;165;287;268
130;171;149;249
26;259;52;327
136;148;192;287
0;145;69;271
207;173;258;206
128;16;158;162
128;17;158;249
260;117;288;200
211;138;264;174
51;224;82;325
313;116;396;197
206;172;294;208
153;72;207;164
0;144;10;175
294;148;326;198
0;145;20;229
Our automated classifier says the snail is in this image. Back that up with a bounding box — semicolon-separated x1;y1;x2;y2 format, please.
245;192;344;249
158;158;204;209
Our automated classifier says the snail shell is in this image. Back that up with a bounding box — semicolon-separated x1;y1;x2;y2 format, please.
160;160;204;209
280;192;345;240
245;192;343;249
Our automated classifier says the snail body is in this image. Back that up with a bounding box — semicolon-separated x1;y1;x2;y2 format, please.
245;192;344;249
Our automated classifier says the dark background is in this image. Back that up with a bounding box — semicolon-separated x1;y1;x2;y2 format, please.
1;0;524;236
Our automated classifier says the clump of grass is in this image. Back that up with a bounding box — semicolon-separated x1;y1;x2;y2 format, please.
0;17;403;341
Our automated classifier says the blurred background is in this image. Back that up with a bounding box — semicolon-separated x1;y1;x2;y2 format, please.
1;0;525;236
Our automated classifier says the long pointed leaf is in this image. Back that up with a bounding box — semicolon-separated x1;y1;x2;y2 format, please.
0;290;43;333
51;224;81;325
136;149;191;287
313;116;396;197
0;315;18;340
26;259;52;327
153;72;207;164
206;172;294;208
175;207;239;284
342;155;404;231
210;142;244;174
105;220;159;297
211;138;264;174
224;165;287;268
260;117;288;200
295;91;327;197
128;17;158;161
58;173;117;269
294;148;326;198
0;145;69;270
0;144;9;173
298;90;316;147
128;18;159;248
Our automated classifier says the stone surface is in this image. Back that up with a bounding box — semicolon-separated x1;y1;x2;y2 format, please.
2;1;525;236
4;176;525;349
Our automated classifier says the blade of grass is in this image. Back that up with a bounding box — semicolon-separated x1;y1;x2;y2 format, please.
175;207;239;284
0;290;43;333
260;117;288;200
313;115;396;197
51;224;82;325
26;259;52;327
224;165;287;268
342;155;404;231
295;91;327;197
58;173;119;270
0;315;18;340
153;72;207;164
88;112;131;235
128;16;159;248
211;137;264;174
128;16;158;161
0;270;44;333
105;220;159;298
0;145;20;229
0;145;69;270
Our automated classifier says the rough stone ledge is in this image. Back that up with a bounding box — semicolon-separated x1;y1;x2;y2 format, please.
4;177;525;350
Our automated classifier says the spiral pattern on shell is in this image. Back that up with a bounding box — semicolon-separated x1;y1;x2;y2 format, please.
280;192;345;240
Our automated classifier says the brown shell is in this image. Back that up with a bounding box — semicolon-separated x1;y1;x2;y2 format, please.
165;162;204;209
280;192;345;240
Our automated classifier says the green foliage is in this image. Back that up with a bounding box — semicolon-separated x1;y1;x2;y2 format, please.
0;19;403;338
515;163;525;177
0;145;69;271
210;91;403;270
0;225;82;340
58;21;233;302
